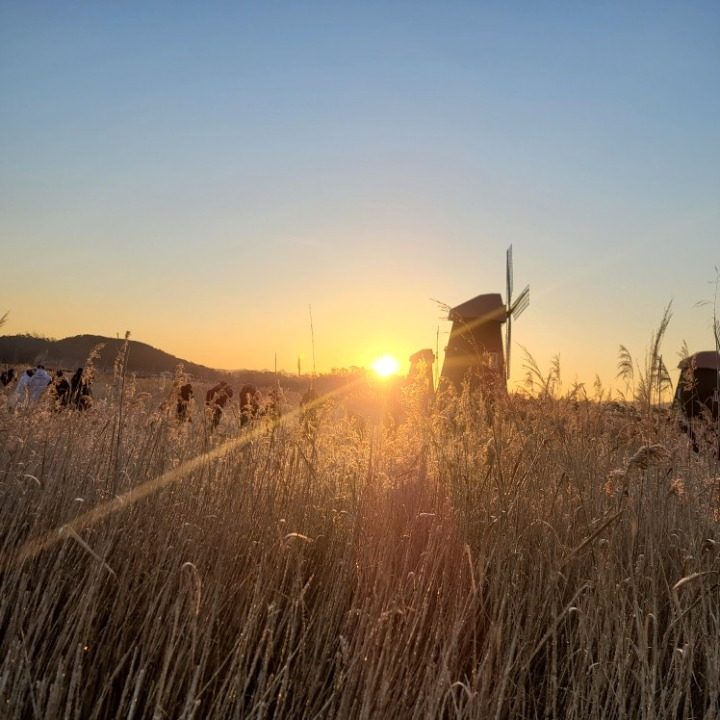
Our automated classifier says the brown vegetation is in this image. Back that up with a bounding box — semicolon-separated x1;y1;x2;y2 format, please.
0;363;719;718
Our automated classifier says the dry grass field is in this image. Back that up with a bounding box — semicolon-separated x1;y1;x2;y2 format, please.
1;358;719;719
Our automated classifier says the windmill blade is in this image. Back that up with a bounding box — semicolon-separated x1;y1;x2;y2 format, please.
510;285;530;319
505;313;512;379
506;245;514;308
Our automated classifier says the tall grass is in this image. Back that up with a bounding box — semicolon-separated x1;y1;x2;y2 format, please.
0;366;719;718
617;303;674;408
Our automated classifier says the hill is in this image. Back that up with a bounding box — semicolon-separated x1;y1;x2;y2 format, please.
0;333;363;392
0;334;221;379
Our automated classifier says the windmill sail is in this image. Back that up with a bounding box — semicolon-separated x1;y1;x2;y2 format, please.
505;316;512;380
505;246;513;380
504;246;530;380
506;245;513;305
510;285;530;318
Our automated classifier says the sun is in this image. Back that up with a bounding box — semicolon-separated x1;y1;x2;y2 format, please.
371;354;400;378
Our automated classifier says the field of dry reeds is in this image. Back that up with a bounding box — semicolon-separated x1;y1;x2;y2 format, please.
1;356;719;719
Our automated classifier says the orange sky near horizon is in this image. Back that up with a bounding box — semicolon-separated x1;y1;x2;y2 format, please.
3;257;718;397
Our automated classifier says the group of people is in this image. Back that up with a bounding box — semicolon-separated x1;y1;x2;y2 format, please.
179;380;265;430
2;364;92;410
3;362;291;432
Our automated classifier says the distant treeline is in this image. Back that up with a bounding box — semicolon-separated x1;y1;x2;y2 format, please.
229;367;368;394
0;333;366;393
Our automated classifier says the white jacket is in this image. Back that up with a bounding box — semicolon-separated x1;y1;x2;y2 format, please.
12;371;33;407
28;368;52;401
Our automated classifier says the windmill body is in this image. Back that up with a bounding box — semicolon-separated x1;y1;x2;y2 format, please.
440;246;529;391
441;293;506;389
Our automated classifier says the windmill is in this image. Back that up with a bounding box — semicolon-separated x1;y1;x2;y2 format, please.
440;245;530;390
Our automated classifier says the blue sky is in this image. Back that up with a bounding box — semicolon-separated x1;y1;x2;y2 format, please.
1;1;718;388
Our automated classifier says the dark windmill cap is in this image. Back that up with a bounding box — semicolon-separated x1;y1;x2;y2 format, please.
449;293;506;323
678;351;720;371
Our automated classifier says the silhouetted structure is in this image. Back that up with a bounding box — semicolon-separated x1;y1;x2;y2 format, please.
674;351;720;455
440;246;529;391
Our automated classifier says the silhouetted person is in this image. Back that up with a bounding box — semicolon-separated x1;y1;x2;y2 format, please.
70;368;92;410
177;382;193;422
267;385;283;420
238;384;260;427
70;368;83;398
1;368;15;386
51;369;71;409
206;381;233;430
11;368;34;407
29;364;52;402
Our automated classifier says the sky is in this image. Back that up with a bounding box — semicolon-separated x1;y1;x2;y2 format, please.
1;1;719;390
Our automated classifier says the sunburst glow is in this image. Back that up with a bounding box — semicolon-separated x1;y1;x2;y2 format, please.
371;354;400;378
